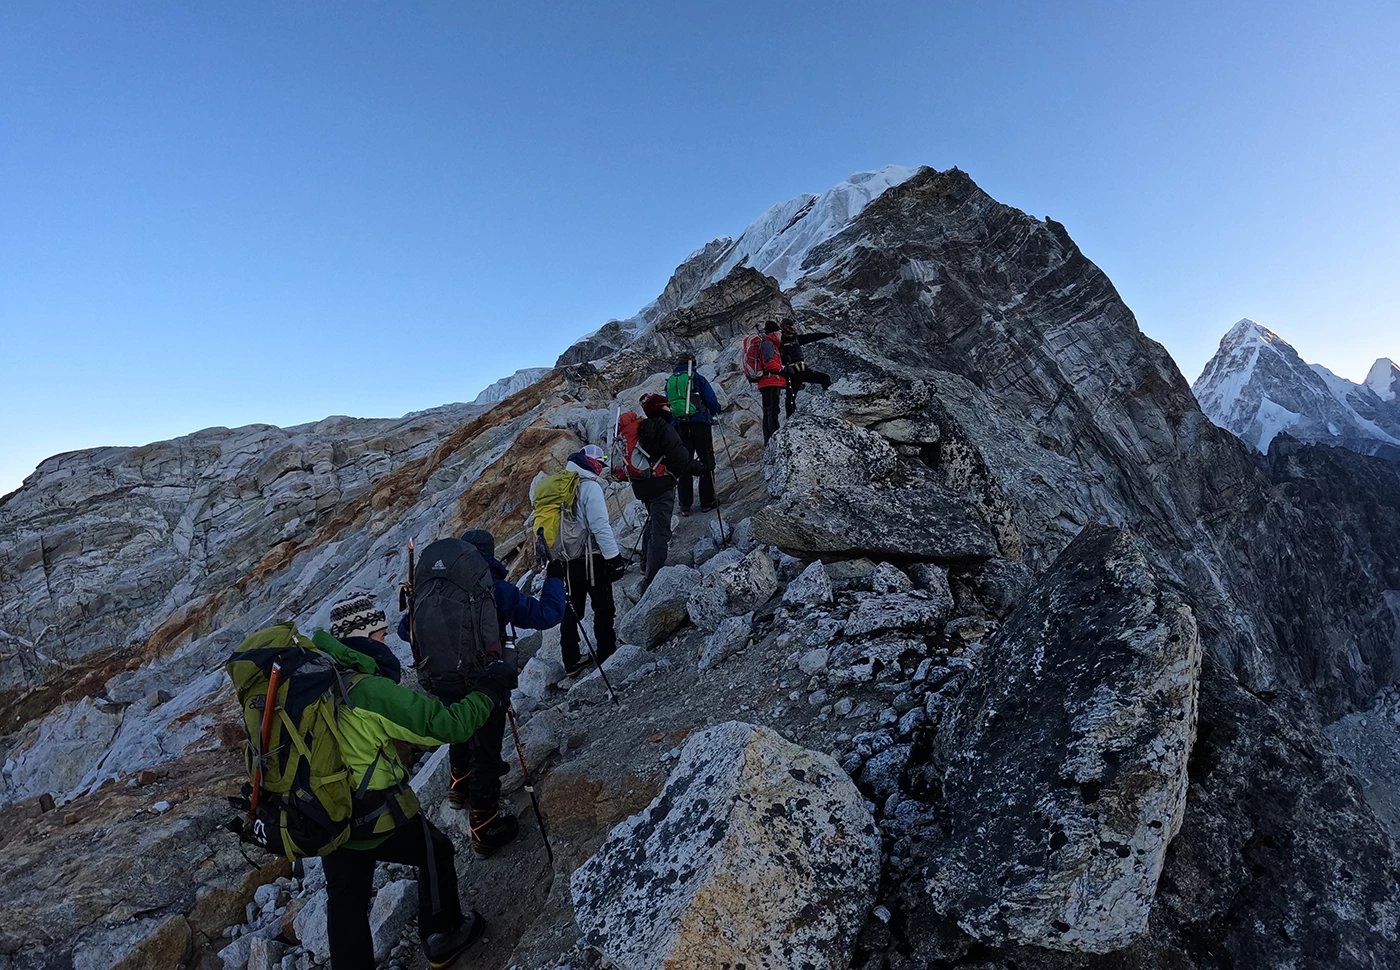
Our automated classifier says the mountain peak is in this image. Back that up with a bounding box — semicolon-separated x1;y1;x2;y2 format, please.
1365;357;1399;402
1194;320;1400;459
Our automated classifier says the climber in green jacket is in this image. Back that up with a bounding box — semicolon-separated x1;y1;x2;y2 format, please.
317;593;515;970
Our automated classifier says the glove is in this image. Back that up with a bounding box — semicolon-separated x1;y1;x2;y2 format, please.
475;659;515;709
546;558;567;580
603;555;626;582
689;459;706;475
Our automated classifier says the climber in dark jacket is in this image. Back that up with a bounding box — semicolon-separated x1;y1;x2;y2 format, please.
780;318;835;417
634;393;704;590
666;357;723;516
395;528;565;854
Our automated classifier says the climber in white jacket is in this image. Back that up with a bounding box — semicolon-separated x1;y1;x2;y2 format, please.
556;444;623;676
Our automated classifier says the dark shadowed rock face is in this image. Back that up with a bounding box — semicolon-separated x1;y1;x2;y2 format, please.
792;166;1399;718
928;526;1200;953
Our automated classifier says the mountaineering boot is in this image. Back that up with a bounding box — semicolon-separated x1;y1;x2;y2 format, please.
424;911;485;968
447;770;470;811
470;806;520;858
564;656;594;678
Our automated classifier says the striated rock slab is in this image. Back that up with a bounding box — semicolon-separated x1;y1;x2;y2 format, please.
928;525;1201;953
571;721;880;970
752;484;997;563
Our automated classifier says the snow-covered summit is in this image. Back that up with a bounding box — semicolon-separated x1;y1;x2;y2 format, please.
1192;319;1400;461
709;165;920;289
627;165;920;332
1365;357;1399;402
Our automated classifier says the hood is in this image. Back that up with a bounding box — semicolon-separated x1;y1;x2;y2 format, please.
567;458;603;480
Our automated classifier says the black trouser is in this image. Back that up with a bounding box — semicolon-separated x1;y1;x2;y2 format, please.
675;421;716;511
641;488;676;589
761;386;783;443
785;368;832;417
324;818;461;969
436;693;508;811
561;554;617;669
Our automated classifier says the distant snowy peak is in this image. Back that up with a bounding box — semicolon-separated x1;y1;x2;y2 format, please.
472;367;552;406
1193;319;1400;462
1365;357;1399;402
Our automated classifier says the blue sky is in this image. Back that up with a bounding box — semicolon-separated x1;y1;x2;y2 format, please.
2;1;1397;494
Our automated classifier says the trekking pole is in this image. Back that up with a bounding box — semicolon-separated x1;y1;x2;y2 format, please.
712;495;728;549
716;421;741;486
505;707;554;865
560;568;621;702
399;542;421;667
566;601;620;707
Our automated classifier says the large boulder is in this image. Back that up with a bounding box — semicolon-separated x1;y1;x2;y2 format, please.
571;722;880;970
927;525;1201;953
616;565;699;648
752;484;998;563
687;548;779;632
763;414;898;498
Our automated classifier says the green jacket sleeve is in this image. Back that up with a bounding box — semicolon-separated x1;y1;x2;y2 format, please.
347;676;496;746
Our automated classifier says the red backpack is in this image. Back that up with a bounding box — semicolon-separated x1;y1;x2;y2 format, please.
615;412;667;479
742;335;766;382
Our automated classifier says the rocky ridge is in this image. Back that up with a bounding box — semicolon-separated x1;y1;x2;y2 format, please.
0;166;1398;970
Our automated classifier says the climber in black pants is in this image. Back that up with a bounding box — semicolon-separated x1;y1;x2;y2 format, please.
781;318;835;417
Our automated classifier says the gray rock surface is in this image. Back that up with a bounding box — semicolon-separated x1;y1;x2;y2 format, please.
783;560;834;607
245;936;286;970
616;565;698;648
570;722;880;970
686;548;778;633
763;414;898;498
369;879;417;963
928;526;1201;952
698;613;753;671
844;593;950;638
292;889;330;965
752;484;999;562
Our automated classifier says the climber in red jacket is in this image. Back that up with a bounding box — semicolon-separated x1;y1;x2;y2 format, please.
757;321;787;444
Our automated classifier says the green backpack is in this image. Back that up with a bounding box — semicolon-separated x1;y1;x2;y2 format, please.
224;623;374;858
666;371;698;417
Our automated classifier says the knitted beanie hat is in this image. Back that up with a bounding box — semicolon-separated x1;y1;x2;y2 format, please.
329;593;386;641
460;528;496;560
640;393;670;419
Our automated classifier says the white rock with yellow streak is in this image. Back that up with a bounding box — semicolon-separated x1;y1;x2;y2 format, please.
570;720;880;970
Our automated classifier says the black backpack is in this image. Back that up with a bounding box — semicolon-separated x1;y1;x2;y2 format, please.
411;538;501;696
